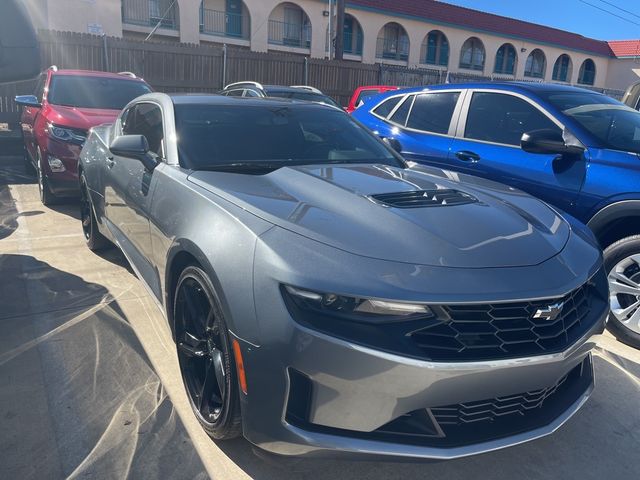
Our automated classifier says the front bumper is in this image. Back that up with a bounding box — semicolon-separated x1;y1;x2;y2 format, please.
236;225;607;459
238;310;604;460
42;138;82;196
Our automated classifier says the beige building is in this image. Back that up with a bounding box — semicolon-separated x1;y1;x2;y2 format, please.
21;0;640;91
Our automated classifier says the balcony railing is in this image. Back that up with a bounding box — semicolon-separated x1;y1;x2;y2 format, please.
268;20;311;49
344;30;363;56
376;37;409;61
122;0;179;30
200;8;249;39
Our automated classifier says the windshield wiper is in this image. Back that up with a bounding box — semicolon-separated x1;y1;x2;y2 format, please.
196;162;290;173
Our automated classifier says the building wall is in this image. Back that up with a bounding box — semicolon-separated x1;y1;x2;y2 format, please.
605;58;640;91
42;0;123;37
23;0;622;90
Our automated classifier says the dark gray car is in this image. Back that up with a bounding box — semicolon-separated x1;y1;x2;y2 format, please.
78;93;608;460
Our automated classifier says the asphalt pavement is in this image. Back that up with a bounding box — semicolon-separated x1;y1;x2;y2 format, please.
1;152;639;480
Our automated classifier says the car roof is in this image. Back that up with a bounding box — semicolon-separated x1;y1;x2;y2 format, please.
51;69;148;82
263;85;325;94
392;82;600;96
169;93;335;108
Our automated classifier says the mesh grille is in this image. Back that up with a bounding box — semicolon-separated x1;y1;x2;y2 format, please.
370;189;478;208
410;283;596;361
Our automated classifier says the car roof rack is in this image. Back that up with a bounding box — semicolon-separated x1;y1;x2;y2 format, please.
224;81;264;91
117;71;137;78
290;85;322;94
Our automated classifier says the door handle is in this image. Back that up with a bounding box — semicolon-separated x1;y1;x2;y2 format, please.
455;150;481;163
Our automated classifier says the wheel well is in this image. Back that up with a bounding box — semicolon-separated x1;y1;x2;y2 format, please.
166;250;201;337
597;216;640;249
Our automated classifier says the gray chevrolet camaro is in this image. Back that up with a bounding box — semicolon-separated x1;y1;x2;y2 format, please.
79;93;608;460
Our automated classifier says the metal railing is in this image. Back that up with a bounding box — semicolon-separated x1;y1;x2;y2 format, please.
200;8;249;39
344;30;363;56
268;20;311;48
122;0;179;30
375;37;409;61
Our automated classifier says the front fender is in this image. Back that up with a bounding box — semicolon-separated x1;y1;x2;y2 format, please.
586;198;640;238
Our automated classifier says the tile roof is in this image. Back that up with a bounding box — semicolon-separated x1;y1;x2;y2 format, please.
607;40;640;57
348;0;614;57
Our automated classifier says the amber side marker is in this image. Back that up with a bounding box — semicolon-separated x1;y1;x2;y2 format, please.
232;338;248;395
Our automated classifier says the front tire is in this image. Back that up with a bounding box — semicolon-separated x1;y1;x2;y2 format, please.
604;235;640;348
36;149;58;206
173;265;242;440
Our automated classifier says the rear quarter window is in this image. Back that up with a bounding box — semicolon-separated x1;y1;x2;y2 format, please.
373;96;402;118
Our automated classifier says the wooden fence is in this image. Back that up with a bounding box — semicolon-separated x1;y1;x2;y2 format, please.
0;29;626;126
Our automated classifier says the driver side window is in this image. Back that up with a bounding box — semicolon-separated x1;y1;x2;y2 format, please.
121;103;165;158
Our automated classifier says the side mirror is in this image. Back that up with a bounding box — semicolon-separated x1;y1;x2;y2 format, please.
110;135;157;171
521;129;584;156
382;137;402;153
15;95;41;108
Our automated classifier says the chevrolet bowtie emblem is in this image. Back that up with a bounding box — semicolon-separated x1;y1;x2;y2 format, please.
533;302;565;321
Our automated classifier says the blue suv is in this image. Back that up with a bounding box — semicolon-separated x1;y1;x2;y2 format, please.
353;82;640;347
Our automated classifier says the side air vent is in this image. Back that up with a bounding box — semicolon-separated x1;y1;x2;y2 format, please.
370;189;478;208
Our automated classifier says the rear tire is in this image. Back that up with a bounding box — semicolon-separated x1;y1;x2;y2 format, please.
173;265;242;440
604;235;640;348
80;174;109;251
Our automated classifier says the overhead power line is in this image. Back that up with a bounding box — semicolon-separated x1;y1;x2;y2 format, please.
595;0;640;21
578;0;640;27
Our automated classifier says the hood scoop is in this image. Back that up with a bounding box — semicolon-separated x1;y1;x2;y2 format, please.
370;189;478;209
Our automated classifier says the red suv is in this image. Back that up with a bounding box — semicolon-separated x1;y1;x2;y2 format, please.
16;67;152;205
345;85;398;114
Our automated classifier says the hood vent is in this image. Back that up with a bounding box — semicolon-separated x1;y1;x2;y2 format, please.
370;189;478;209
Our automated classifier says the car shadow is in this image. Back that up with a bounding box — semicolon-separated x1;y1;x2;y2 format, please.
0;254;207;479
0;155;42;241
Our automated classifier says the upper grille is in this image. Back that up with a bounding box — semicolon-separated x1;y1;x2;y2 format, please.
410;281;603;362
370;189;478;208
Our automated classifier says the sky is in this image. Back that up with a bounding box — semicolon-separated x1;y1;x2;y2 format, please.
445;0;640;40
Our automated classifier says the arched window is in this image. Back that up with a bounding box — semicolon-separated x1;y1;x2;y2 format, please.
524;49;546;78
494;43;516;75
552;54;572;82
268;2;312;49
578;59;596;85
422;30;449;67
376;22;410;61
343;14;364;55
459;37;485;71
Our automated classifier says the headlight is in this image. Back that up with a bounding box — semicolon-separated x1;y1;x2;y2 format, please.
47;123;86;144
283;285;433;323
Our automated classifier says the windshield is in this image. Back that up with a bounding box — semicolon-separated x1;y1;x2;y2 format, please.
543;91;640;154
48;75;152;110
266;89;342;108
174;104;402;170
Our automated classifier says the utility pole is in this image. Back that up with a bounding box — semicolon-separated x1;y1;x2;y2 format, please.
335;0;345;60
328;0;335;59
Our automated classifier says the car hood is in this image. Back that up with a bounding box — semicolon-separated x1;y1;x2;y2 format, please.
46;105;120;130
188;164;570;268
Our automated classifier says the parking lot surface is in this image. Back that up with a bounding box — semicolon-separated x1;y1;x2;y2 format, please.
1;153;639;479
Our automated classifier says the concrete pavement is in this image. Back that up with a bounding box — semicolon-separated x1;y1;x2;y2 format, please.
1;153;639;479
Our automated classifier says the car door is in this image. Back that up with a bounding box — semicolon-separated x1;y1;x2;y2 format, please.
372;91;462;166
104;101;163;293
449;90;586;213
21;72;46;162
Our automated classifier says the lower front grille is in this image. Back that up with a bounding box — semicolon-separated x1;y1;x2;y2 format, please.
285;357;593;449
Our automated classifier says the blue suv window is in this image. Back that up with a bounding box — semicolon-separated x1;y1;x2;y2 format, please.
406;92;460;134
465;92;560;146
389;96;414;126
373;96;402;117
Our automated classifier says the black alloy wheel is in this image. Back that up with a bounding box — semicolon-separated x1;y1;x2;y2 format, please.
174;266;242;439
